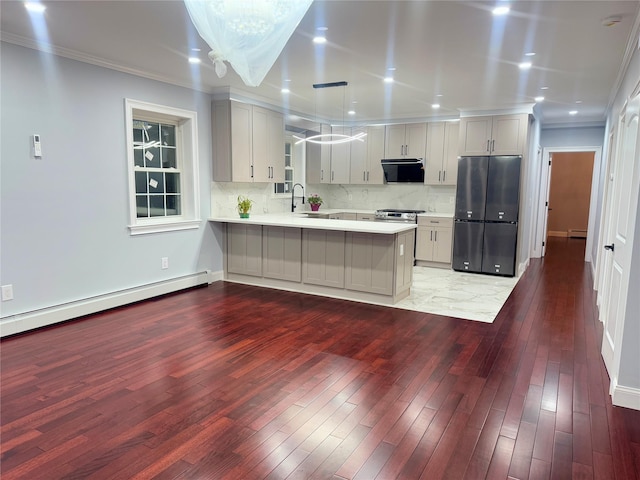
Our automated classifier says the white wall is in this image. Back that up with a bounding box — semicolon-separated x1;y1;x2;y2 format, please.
0;42;221;323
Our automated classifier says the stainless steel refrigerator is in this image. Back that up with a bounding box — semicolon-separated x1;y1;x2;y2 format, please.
452;155;521;276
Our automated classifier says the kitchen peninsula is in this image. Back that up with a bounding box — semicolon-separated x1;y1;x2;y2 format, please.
210;213;416;305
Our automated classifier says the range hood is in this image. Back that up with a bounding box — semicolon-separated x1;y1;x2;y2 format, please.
381;158;425;183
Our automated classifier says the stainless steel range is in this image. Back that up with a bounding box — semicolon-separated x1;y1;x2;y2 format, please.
374;209;426;223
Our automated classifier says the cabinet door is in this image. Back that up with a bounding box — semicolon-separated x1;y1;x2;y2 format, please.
345;232;394;295
349;127;368;184
227;224;262;276
491;114;528;155
459;117;492;156
425;122;446;185
415;226;434;261
305;124;331;184
251;106;270;182
302;230;345;288
442;121;460;185
263;226;301;281
366;125;385;184
267;110;285;182
385;124;406;157
432;227;453;264
405;123;427;158
330;126;351;183
230;102;254;182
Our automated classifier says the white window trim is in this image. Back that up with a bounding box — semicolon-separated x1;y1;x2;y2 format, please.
125;99;201;235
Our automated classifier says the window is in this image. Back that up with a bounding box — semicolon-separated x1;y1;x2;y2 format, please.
274;133;304;196
125;99;200;235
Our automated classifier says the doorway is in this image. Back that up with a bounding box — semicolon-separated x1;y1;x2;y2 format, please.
535;146;602;262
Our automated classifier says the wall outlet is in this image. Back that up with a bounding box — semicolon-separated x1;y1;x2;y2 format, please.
1;284;14;301
161;257;169;269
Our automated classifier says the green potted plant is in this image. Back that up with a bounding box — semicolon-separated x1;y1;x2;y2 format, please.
237;195;254;218
307;194;323;211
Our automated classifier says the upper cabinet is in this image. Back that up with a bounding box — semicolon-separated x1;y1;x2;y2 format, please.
458;114;529;156
350;125;385;185
212;100;284;182
330;126;352;184
425;121;460;186
306;124;332;184
385;123;427;159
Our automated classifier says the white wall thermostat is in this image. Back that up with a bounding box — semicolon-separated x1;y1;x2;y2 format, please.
33;134;42;157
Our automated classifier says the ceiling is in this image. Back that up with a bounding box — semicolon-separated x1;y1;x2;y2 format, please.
2;1;639;127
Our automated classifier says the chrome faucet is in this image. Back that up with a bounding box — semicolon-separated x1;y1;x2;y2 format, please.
291;183;305;212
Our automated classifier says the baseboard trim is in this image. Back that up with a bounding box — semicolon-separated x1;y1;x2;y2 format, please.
0;270;222;337
611;381;640;411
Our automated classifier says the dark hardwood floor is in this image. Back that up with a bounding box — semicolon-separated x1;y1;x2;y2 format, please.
2;237;639;479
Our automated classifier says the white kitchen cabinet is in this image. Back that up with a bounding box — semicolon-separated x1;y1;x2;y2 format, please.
262;226;301;282
302;229;345;288
329;126;351;184
415;216;453;267
306;124;332;184
458;114;528;156
227;223;262;276
385;123;427;159
212;100;284;183
350;126;385;184
425;122;460;185
345;232;395;295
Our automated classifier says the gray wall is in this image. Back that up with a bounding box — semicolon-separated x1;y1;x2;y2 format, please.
0;42;222;318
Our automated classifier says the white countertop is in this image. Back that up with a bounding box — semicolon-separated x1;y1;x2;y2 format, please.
209;213;417;234
417;212;454;219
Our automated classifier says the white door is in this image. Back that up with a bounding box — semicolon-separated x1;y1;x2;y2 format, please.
601;88;640;384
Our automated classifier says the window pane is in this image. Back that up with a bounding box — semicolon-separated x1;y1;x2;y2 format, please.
135;172;148;194
161;125;176;146
149;195;165;217
166;195;181;215
165;172;180;193
162;147;176;169
146;122;160;143
148;171;164;193
145;147;160;168
136;195;149;218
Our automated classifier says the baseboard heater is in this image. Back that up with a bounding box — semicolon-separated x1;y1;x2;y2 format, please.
568;229;587;238
0;270;221;338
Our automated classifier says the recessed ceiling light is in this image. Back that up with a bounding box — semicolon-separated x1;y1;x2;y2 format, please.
313;36;327;44
492;6;510;16
387;67;396;71
316;26;328;31
384;76;394;83
436;94;443;97
281;88;290;94
519;62;532;70
525;52;536;57
188;57;201;64
24;2;46;13
432;104;441;109
575;100;582;104
569;110;578;115
540;86;549;90
347;110;356;115
535;96;545;102
191;48;201;52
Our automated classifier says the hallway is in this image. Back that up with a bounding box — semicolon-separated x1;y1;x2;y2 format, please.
1;238;639;479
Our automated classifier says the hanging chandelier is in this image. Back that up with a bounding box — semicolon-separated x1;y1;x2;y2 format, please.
184;0;313;87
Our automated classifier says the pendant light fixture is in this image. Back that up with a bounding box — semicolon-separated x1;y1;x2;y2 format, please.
293;81;368;145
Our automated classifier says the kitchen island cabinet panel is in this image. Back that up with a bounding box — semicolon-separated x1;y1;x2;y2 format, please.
227;224;262;276
345;232;395;295
262;226;301;282
302;230;345;288
395;229;415;292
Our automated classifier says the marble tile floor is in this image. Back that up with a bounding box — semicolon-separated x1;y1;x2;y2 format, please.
393;266;520;323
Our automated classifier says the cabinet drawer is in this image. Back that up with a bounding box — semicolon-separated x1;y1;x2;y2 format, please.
356;213;376;221
417;216;453;228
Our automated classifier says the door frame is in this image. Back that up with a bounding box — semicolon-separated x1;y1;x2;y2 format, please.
533;145;602;262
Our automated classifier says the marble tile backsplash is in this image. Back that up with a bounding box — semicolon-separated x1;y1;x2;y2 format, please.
211;182;456;216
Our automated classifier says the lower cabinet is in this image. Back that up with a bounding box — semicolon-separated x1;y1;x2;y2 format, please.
262;226;301;281
302;230;345;288
227;224;263;276
415;217;453;266
345;232;395;295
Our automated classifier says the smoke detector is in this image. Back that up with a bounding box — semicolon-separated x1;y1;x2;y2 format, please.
602;15;622;27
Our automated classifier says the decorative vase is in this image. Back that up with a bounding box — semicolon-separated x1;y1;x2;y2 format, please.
239;212;250;218
310;204;320;211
